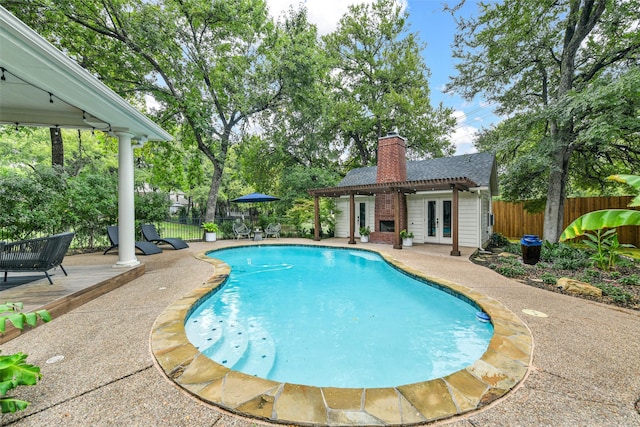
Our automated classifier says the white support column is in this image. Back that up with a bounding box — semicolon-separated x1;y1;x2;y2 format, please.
115;131;140;267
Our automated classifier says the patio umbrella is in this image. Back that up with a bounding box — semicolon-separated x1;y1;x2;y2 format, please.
231;192;280;226
231;192;280;203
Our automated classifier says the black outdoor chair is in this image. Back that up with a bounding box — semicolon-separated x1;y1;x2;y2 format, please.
0;231;75;284
141;224;189;250
104;225;162;255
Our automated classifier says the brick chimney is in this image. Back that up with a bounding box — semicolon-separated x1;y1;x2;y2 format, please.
371;131;408;244
376;131;407;183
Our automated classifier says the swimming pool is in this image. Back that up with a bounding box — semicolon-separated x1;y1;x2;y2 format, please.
151;242;531;425
186;245;494;388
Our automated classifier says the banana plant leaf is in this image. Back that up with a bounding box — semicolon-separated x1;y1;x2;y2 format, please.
608;174;640;206
560;209;640;241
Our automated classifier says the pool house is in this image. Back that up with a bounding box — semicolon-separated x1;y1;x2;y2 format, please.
309;132;498;255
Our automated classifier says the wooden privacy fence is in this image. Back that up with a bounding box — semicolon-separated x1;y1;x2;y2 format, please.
493;196;640;246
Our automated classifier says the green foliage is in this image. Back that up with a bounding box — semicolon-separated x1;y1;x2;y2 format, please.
583;229;634;271
561;175;640;241
0;166;67;240
540;272;557;285
504;242;522;255
494;263;526;278
202;222;219;233
489;232;510;248
0;302;51;413
541;241;590;265
594;283;634;304
619;274;640;286
0;303;51;335
0;352;42;413
8;0;327;223
218;221;235;240
448;0;640;241
65;170;118;248
359;226;371;236
399;230;413;239
579;268;602;283
322;0;455;166
135;191;170;225
285;198;335;236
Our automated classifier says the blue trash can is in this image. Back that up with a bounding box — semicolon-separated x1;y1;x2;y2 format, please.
521;234;542;265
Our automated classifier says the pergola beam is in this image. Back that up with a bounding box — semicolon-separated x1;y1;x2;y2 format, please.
308;177;477;255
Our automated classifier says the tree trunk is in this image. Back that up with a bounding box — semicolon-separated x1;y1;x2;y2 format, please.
50;127;64;168
205;162;224;223
543;144;571;242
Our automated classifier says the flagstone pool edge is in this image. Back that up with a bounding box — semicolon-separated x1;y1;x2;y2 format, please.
150;244;532;426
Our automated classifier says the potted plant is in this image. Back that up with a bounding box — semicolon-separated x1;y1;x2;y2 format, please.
359;226;370;243
400;229;414;247
202;222;219;242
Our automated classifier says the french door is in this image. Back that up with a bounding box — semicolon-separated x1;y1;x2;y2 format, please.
356;201;367;236
425;199;452;244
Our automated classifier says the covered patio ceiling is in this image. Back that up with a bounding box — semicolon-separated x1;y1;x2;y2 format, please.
0;6;171;142
0;6;172;268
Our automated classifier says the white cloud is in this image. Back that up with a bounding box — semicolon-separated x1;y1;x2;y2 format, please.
267;0;405;35
450;110;478;155
144;94;162;113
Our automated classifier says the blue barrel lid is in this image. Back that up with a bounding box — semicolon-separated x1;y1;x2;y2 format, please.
521;234;542;246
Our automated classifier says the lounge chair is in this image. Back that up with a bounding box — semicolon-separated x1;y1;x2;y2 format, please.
104;226;162;255
233;223;252;240
0;231;75;284
141;224;189;250
265;223;281;239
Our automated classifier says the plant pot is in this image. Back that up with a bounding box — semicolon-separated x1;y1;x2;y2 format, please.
205;232;217;242
402;238;413;247
360;235;369;243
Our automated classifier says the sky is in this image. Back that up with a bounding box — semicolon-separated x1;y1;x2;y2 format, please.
266;0;500;155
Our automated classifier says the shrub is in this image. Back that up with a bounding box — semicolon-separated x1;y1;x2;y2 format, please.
541;272;557;284
496;264;526;278
594;283;635;304
620;274;640;286
489;232;510;248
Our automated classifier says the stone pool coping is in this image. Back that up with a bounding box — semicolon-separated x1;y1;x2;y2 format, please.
150;244;532;426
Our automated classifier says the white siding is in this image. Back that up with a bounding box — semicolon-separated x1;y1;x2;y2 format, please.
407;195;425;243
334;196;374;238
334;198;349;238
458;193;479;247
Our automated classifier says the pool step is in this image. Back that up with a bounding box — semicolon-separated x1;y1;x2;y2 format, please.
202;320;249;368
186;314;276;379
185;310;224;353
232;323;276;378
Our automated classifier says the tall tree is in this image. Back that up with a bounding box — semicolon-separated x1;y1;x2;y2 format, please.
323;0;455;167
8;0;319;221
447;0;640;242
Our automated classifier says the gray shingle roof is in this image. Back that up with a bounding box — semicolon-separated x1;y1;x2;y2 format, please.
338;151;496;189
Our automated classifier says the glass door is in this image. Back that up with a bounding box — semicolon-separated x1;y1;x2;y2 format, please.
356;202;366;236
425;199;452;244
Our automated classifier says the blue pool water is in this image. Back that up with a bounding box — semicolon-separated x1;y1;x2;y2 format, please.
186;246;493;388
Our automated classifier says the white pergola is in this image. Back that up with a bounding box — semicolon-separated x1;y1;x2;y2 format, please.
0;6;173;267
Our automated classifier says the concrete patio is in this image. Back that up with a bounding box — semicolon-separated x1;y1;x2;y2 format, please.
1;239;639;426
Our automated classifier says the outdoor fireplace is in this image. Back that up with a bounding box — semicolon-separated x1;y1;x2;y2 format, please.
380;220;395;232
